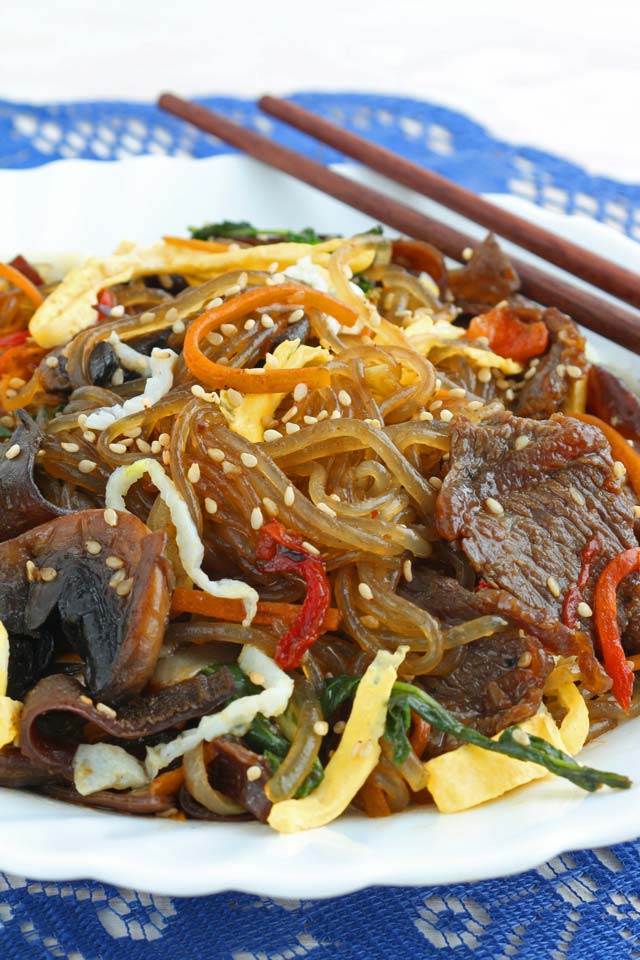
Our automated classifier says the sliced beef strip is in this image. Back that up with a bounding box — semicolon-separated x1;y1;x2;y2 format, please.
435;411;640;676
516;309;587;419
447;234;520;315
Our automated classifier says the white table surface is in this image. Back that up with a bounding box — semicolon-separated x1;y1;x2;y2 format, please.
1;0;638;182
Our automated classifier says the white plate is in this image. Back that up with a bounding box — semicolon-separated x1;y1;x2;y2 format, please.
1;154;639;898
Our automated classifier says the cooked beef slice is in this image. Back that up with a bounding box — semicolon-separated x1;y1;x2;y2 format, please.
516;309;586;419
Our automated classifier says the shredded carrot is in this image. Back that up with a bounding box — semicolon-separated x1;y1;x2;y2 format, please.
163;235;232;253
0;339;47;411
150;766;185;797
466;302;549;361
0;262;44;308
574;413;640;499
359;777;393;818
183;284;357;394
171;587;340;632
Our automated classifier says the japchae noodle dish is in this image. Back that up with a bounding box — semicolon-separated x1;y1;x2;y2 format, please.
0;220;637;830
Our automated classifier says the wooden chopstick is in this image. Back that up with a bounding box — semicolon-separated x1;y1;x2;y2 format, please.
157;93;640;354
260;95;640;312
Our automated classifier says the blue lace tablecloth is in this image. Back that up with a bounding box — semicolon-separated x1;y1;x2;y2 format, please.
1;93;639;960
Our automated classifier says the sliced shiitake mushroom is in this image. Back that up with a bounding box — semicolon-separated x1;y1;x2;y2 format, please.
0;509;172;702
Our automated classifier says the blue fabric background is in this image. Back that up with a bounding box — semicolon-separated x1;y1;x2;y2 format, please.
0;93;639;959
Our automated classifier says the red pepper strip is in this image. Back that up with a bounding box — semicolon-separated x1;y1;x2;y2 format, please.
256;519;331;670
94;288;116;321
593;547;639;710
466;302;549;362
562;536;602;629
0;329;29;350
9;255;44;287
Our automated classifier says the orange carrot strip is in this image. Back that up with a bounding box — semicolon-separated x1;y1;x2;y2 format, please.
150;766;185;797
574;413;640;498
183;284;357;394
0;262;44;308
466;303;548;361
162;236;231;253
171;587;340;633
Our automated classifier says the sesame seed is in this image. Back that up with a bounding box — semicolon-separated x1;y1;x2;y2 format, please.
60;441;80;453
85;540;102;555
329;493;341;502
78;459;97;474
109;569;126;588
440;408;453;423
330;410;341;420
260;314;275;329
403;559;413;582
172;318;186;335
524;367;537;380
82;430;96;443
569;486;586;506
263;429;283;442
316;410;329;421
8;377;25;389
293;382;308;403
220;323;238;338
40;567;57;582
418;411;434;421
110;304;125;318
288;308;305;324
514;435;530;451
313;720;329;737
566;365;582;379
547;575;561;598
360;615;380;629
105;556;124;569
207;447;225;462
241;452;258;468
477;368;492;383
285;422;301;435
136;438;151;454
111;369;124;387
517;651;532;668
223;284;241;298
104;508;118;527
577;601;593;618
284;485;295;506
250;507;264;530
222;460;239;475
505;388;515;401
555;363;566;377
317;502;337;518
512;728;531;747
116;577;134;597
109;442;127;454
281;405;298;424
25;560;37;582
496;378;510;391
462;246;473;260
248;671;265;687
262;496;279;516
187;462;201;484
226;388;243;407
4;389;16;398
246;765;262;782
206;297;223;310
150;440;162;454
338;390;352;407
613;460;627;479
359;740;374;757
45;355;59;369
77;414;88;428
244;318;256;331
303;415;318;425
204;497;218;515
4;444;20;460
267;261;279;274
428;476;442;490
207;332;224;346
358;581;374;600
448;387;466;398
162;450;171;465
159;432;170;449
96;702;117;718
484;497;504;516
333;720;346;734
79;695;93;706
429;400;443;412
302;541;320;556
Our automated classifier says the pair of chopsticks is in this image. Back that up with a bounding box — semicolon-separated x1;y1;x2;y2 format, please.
158;93;640;354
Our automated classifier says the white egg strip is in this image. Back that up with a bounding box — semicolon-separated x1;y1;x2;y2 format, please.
73;743;149;795
105;458;258;625
84;337;177;430
145;645;293;778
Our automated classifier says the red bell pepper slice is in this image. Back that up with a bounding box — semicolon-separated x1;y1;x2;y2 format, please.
593;547;639;710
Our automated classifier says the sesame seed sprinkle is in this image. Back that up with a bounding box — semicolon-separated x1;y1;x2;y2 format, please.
246;765;262;782
577;601;593;618
187;462;201;484
338;390;352;407
360;615;379;629
613;460;627;479
440;408;453;423
288;308;305;324
172;318;185;335
517;651;532;668
207;447;225;462
547;575;561;598
116;577;134;597
448;387;466;398
429;400;443;412
5;444;21;460
556;363;566;377
83;430;96;443
514;435;530;451
111;369;124;387
477;368;492;383
40;567;57;582
85;540;102;555
428;476;442;490
61;441;80;453
333;720;346;734
109;442;127;454
418;411;434;421
512;728;531;747
317;501;337;518
267;262;279;274
313;721;329;737
250;507;264;530
244;318;256;331
403;559;413;582
220;323;238;338
262;496;279;516
206;298;223;310
109;569;126;588
25;560;37;582
110;304;125;318
241;452;258;468
78;459;97;474
302;541;320;556
285;422;301;435
293;382;308;403
249;671;265;686
226;388;243;407
204;498;218;515
284;485;295;506
222;460;239;475
484;497;504;516
358;581;374;600
566;365;583;379
45;355;59;369
570;486;586;506
96;702;117;718
207;332;224;346
105;556;124;569
104;508;118;527
634;506;640;519
281;405;298;424
261;314;275;329
263;429;283;442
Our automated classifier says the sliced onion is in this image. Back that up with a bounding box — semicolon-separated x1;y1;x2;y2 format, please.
183;742;244;816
